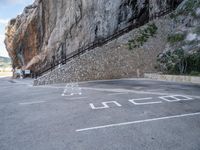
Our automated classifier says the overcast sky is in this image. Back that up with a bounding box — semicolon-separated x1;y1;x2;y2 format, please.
0;0;34;57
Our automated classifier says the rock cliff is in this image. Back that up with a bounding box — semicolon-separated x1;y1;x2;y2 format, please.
4;0;180;72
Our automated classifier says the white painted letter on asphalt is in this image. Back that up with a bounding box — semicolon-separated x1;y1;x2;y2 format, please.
159;95;193;102
129;97;162;105
90;101;122;110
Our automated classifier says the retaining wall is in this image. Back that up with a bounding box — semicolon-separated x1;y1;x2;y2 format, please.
144;73;200;84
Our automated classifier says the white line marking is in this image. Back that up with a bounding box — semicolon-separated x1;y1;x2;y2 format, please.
62;94;74;97
159;96;180;102
90;101;122;110
34;86;64;89
129;97;162;105
19;101;46;105
90;103;109;109
32;85;200;100
76;112;200;132
107;93;126;96
68;97;88;100
62;93;82;97
159;95;193;102
129;97;152;100
81;87;200;99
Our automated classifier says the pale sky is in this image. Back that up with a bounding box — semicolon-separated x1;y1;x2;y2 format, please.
0;0;34;57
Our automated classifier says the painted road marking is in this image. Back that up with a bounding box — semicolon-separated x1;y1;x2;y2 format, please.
76;112;200;132
129;97;162;105
107;92;126;96
82;87;200;99
19;101;46;105
62;93;82;97
68;97;88;100
89;95;194;110
159;95;193;102
90;101;122;110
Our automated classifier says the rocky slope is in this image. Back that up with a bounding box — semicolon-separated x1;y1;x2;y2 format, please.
4;0;180;72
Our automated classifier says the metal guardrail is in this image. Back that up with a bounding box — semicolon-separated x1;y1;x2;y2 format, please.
35;7;174;78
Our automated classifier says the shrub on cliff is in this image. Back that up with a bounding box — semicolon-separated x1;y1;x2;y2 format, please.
157;49;200;75
128;23;158;50
167;33;185;44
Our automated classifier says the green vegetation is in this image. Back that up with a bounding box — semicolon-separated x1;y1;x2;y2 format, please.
190;71;200;76
169;12;177;19
157;0;200;76
157;49;200;76
194;26;200;35
186;51;200;75
128;23;158;50
167;33;185;44
183;0;197;14
0;56;11;68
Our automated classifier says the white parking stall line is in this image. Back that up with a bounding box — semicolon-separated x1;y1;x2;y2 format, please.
76;112;200;132
129;97;162;105
19;101;46;105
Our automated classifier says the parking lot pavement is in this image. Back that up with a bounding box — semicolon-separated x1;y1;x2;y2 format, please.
0;77;200;150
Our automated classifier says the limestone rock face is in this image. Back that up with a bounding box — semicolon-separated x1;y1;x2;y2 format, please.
5;0;178;71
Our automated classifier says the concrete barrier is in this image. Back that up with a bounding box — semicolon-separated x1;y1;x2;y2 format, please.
144;73;200;84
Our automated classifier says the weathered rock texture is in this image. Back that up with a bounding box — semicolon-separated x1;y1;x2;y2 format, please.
5;0;180;71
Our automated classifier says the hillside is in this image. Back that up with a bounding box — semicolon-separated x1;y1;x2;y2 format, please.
0;56;11;68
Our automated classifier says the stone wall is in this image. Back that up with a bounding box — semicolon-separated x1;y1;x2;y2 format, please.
34;17;174;85
144;73;200;84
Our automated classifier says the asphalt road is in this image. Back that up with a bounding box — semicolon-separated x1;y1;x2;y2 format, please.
0;77;200;150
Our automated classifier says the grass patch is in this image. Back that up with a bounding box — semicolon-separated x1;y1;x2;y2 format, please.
167;33;185;44
194;26;200;35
